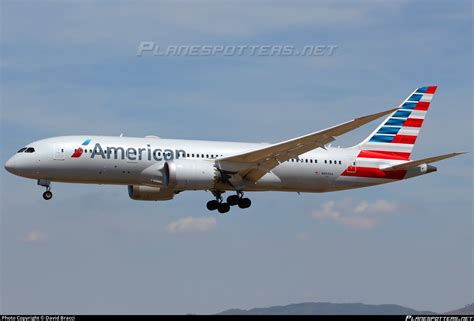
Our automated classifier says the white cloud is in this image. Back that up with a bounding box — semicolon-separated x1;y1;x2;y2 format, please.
21;231;48;243
166;216;217;234
311;199;399;229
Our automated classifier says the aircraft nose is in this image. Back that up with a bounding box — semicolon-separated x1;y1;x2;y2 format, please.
5;156;18;174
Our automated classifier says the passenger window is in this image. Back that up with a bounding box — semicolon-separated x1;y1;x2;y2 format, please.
25;147;35;153
17;147;27;153
324;160;327;164
315;159;318;163
339;161;342;165
206;154;209;158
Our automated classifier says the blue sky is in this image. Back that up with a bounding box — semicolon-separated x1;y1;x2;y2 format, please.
1;0;472;314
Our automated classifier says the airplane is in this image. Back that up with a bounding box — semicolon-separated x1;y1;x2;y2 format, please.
4;86;466;214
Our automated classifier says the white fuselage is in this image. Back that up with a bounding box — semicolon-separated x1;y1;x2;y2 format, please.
5;135;432;196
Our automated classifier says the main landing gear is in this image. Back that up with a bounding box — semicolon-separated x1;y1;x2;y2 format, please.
38;179;53;200
206;191;251;214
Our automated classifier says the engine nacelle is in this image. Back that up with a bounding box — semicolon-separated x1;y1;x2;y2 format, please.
128;185;174;201
163;159;217;190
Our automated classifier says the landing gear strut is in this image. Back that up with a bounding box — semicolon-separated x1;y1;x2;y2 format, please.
38;179;53;200
207;191;251;213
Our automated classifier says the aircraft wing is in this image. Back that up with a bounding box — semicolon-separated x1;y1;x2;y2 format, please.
216;107;398;182
381;152;466;171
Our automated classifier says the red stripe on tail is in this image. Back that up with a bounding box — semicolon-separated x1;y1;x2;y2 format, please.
425;86;437;94
357;150;410;160
341;167;407;180
392;135;417;144
403;118;424;128
415;101;430;111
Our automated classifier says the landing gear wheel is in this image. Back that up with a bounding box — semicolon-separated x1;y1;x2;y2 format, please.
238;197;251;209
227;195;239;206
206;200;219;211
217;202;230;214
43;191;53;200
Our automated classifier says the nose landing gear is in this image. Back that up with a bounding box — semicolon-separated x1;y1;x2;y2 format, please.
43;190;53;200
38;179;53;200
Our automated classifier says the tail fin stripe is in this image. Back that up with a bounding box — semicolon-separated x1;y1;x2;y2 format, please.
408;94;423;101
416;87;429;93
414;101;430;110
393;110;411;118
403;118;424;127
385;118;406;126
401;102;418;110
398;127;420;136
420;95;433;102
363;142;413;153
358;150;410;160
392;135;417;144
415;86;437;94
408;110;427;119
377;127;401;135
357;86;437;159
369;135;395;143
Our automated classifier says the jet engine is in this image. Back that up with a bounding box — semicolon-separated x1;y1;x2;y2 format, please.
128;185;175;201
163;159;217;190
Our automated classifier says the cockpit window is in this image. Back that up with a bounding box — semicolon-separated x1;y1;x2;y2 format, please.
17;147;27;153
25;147;35;153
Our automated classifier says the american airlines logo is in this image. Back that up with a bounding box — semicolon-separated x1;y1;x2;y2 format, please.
71;138;91;158
72;139;186;161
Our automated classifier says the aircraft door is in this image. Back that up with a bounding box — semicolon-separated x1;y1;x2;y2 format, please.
54;146;65;160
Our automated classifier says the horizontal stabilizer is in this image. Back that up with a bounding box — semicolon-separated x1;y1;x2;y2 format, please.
381;152;467;171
